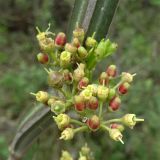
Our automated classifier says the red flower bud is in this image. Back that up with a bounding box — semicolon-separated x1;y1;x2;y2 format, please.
72;38;81;48
109;96;121;111
78;77;89;90
55;32;66;47
118;82;130;94
74;95;86;111
87;96;99;110
87;115;100;131
37;53;49;64
99;72;109;85
106;65;117;77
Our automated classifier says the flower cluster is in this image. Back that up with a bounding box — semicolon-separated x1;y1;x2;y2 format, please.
31;24;144;145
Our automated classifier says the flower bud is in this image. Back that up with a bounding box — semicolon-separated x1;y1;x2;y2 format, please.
72;38;80;48
60;51;71;67
55;32;66;48
36;32;46;42
106;65;117;77
53;114;70;130
60;151;73;160
48;71;63;88
121;72;135;83
51;101;66;115
81;143;90;156
65;43;77;54
30;91;49;103
80;89;92;101
97;85;109;101
63;69;73;84
99;72;109;85
87;115;100;131
85;37;97;48
78;77;89;90
37;53;49;64
74;95;86;111
73;27;85;43
47;97;56;106
60;128;74;140
108;88;116;100
118;82;130;94
121;114;144;129
109;96;121;111
109;129;124;144
78;156;87;160
110;123;125;132
87;96;99;110
86;84;98;96
73;63;85;81
78;46;88;59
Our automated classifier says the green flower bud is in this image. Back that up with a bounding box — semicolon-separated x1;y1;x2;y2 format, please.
86;84;98;96
80;89;92;101
121;72;135;83
121;114;144;129
81;143;90;156
60;51;72;67
53;114;70;130
73;63;85;81
97;85;109;101
85;37;97;48
108;88;116;100
47;98;56;106
78;156;87;160
51;101;66;115
60;151;73;160
39;38;55;52
78;46;88;59
30;91;49;103
60;128;74;140
109;129;124;144
73;27;85;43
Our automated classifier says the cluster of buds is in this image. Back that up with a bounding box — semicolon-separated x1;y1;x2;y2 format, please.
60;144;94;160
31;25;144;146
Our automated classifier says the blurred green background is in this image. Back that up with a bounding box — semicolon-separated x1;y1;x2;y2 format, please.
0;0;160;160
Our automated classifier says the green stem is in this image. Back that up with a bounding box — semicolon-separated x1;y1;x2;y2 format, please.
113;80;123;89
103;118;122;124
100;124;110;132
99;101;103;119
74;126;88;134
50;51;58;64
71;119;84;126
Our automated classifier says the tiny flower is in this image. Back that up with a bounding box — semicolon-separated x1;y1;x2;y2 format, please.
51;101;66;115
121;72;136;83
85;37;97;48
108;88;116;100
109;96;121;111
37;53;49;64
60;151;73;160
73;63;85;81
60;128;74;140
48;71;63;88
78;77;89;90
55;32;66;48
78;46;88;59
73;27;85;43
86;84;98;96
65;43;77;54
39;38;55;52
97;85;109;101
80;89;92;101
110;123;125;132
47;98;56;106
81;143;90;156
87;96;99;110
53;114;70;130
118;82;130;94
60;51;72;67
74;95;86;111
87;115;100;131
99;72;109;85
72;38;80;48
30;91;49;103
106;65;117;77
121;114;144;129
109;128;124;144
78;156;87;160
63;69;73;84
